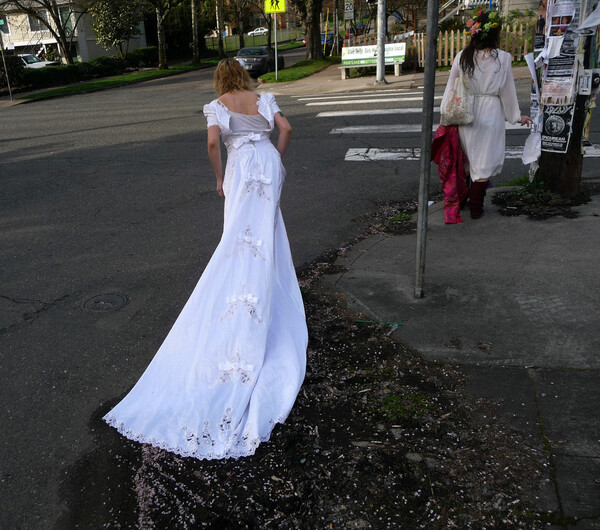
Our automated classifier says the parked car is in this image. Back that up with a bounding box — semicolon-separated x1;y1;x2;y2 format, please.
235;46;284;77
18;54;59;69
247;27;269;37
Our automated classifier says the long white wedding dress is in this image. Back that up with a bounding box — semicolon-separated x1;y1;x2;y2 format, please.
104;92;308;460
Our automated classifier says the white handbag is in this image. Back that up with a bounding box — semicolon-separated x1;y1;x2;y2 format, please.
440;71;474;126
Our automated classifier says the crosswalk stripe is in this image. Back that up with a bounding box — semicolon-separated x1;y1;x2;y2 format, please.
297;91;421;101
292;88;423;98
331;123;530;134
307;96;443;106
344;145;600;161
317;108;440;117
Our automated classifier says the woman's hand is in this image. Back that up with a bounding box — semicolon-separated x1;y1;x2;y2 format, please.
216;178;224;197
519;115;533;127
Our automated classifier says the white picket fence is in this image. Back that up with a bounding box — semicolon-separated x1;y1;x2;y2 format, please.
415;24;534;67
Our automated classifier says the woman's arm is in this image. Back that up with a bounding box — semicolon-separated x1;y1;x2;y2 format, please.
207;125;224;197
274;111;292;156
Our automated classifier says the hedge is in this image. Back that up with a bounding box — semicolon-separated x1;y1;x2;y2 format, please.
11;46;159;90
0;55;26;88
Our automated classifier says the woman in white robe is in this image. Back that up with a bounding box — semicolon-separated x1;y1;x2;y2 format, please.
442;10;532;218
103;58;307;460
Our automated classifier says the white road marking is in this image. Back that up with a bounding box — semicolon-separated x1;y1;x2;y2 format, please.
317;107;440;117
297;91;421;101
306;96;443;106
331;123;531;134
292;88;422;98
345;145;600;161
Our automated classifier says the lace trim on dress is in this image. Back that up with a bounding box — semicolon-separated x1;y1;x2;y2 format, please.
103;412;287;460
221;284;263;323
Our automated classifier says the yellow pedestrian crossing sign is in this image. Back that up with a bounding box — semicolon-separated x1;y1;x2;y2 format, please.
265;0;285;13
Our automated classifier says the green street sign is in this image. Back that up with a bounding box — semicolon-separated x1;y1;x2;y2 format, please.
0;20;5;26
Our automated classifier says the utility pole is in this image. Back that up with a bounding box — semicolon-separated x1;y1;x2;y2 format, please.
375;0;386;84
414;0;440;298
536;37;591;198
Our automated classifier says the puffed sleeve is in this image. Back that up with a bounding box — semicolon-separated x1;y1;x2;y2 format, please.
267;92;282;115
203;102;219;128
499;53;522;124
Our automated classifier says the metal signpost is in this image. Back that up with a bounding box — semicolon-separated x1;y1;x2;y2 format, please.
376;0;386;83
414;0;440;298
265;0;286;81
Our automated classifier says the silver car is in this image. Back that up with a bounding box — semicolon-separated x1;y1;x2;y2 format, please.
235;46;284;77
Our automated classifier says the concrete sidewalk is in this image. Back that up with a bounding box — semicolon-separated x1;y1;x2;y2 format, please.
265;63;533;96
320;191;600;527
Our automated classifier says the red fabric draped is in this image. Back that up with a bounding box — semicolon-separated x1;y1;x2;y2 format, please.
431;125;468;224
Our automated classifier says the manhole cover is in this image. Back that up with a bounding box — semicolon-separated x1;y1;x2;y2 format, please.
83;293;127;312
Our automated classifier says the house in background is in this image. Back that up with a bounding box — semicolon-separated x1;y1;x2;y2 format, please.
0;3;146;62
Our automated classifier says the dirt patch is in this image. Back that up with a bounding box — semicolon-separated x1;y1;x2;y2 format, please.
63;282;551;528
60;194;553;528
492;185;594;220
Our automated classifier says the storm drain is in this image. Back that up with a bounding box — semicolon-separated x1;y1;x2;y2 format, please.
83;293;128;312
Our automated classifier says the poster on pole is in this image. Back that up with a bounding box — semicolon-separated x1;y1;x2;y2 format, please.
264;0;285;14
541;103;576;152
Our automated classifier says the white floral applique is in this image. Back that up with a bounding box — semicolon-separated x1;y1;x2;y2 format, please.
183;420;215;450
218;408;234;435
221;285;263;323
233;226;266;260
244;162;271;200
213;348;255;386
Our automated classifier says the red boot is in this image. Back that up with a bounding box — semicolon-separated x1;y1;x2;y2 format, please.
468;180;488;219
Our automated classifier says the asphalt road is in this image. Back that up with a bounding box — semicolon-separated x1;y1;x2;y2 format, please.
1;62;598;528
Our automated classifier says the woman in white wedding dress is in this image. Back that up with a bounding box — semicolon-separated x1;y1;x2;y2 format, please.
104;58;308;460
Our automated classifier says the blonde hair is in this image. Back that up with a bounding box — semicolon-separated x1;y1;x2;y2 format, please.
214;57;252;96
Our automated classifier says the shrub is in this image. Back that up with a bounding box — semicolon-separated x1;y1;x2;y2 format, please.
125;46;158;67
0;55;26;88
87;55;128;76
23;56;128;89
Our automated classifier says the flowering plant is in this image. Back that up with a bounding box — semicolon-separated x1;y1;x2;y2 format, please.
465;10;501;38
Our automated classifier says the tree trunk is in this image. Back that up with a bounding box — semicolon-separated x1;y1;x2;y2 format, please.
238;7;245;49
156;7;168;69
192;0;200;64
56;33;73;64
216;0;225;57
306;4;322;59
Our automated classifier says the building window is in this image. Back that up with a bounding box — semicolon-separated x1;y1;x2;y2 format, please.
59;7;74;36
0;15;9;35
28;11;49;32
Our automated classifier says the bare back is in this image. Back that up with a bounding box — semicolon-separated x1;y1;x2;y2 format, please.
218;90;260;116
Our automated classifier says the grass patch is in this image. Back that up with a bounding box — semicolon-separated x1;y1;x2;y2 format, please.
388;213;412;223
381;392;428;423
260;56;340;83
19;64;211;101
503;174;531;187
278;42;305;51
